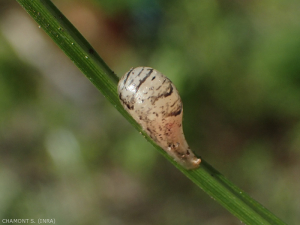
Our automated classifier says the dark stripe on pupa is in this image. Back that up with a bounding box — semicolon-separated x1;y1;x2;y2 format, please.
123;68;134;86
135;68;153;92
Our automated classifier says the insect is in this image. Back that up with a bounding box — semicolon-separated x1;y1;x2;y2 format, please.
118;67;201;170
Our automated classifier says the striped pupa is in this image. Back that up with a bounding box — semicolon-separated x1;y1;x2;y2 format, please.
118;67;201;169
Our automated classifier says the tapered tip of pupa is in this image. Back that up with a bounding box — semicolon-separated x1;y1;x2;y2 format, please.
177;156;201;170
188;157;201;170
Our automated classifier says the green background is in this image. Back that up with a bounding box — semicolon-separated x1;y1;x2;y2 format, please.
0;0;299;224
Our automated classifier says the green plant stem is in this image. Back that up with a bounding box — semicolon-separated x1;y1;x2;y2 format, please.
16;1;286;224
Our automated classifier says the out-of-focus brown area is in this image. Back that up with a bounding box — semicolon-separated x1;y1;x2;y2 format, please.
0;0;299;224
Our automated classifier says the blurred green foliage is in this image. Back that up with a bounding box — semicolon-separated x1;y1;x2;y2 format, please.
0;0;300;224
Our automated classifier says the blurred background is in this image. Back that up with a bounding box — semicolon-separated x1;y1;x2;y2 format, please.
0;0;300;224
